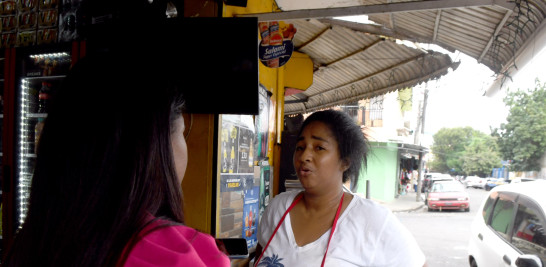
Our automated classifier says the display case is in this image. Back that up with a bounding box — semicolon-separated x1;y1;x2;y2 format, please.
0;49;5;247
215;86;274;254
14;46;71;228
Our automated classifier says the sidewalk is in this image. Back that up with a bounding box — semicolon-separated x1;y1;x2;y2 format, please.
375;191;426;213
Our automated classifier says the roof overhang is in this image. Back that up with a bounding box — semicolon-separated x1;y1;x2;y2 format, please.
235;0;546;111
369;141;430;155
486;16;546;96
281;18;460;115
240;0;515;21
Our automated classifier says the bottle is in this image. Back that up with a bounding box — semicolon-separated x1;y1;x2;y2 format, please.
222;142;228;173
258;22;270;46
34;118;45;154
222;129;229;173
28;85;39;113
268;21;283;46
229;146;235;173
248;140;254;168
38;82;51;113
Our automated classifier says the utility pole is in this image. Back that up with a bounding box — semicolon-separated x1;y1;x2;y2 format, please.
415;86;429;202
414;87;429;144
421;87;429;138
414;101;422;145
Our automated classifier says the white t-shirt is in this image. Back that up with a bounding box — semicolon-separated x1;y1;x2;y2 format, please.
257;190;426;267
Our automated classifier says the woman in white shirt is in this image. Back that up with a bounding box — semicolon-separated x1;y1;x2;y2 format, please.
255;110;427;267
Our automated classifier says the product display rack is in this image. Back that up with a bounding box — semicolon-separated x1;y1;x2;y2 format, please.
16;52;70;227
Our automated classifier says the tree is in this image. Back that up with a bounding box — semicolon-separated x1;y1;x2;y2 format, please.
430;127;501;176
461;134;502;177
493;79;546;172
430;127;474;174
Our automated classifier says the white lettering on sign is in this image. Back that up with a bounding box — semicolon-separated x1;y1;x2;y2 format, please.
264;44;287;57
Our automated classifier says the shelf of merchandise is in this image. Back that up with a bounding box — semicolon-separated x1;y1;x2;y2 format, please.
16;56;69;226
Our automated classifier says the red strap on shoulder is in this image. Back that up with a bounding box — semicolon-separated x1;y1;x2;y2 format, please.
254;193;303;266
255;193;344;267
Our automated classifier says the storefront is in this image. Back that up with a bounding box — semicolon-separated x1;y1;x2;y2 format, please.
354;142;428;203
0;0;307;261
4;0;534;264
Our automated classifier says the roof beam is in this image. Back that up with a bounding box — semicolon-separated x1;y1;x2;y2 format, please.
478;10;513;63
237;0;516;21
433;10;442;42
306;52;437;99
319;18;458;52
285;95;309;104
388;0;396;30
285;61;458;115
322;38;383;66
319;18;414;40
296;26;330;50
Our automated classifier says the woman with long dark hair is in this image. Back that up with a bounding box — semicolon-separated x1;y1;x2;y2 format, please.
3;50;230;266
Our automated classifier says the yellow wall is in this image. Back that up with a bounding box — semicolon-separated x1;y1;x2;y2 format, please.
181;113;216;233
223;0;314;195
284;52;313;91
181;0;282;234
224;0;284;193
182;0;313;233
222;0;281;17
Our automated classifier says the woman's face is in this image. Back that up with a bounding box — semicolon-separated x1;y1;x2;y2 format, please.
293;121;348;193
171;115;188;184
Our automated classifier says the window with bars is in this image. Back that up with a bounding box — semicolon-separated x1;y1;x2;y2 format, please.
340;102;360;124
370;95;384;121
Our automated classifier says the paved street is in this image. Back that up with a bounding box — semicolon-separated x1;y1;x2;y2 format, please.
394;187;489;267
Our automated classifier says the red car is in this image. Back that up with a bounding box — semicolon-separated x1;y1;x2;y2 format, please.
427;181;470;212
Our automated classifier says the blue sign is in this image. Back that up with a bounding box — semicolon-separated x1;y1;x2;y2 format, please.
242;186;260;249
258;40;294;68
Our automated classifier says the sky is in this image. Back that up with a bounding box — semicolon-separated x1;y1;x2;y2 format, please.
422;49;503;135
422;43;546;138
335;15;546;147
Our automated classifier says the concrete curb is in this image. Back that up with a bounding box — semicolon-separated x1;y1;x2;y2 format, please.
391;203;426;213
378;194;427;213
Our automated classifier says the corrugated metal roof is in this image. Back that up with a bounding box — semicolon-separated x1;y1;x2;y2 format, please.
365;0;546;74
240;0;546;115
284;19;460;115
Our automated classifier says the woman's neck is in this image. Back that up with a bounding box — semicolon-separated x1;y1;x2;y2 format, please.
300;188;344;213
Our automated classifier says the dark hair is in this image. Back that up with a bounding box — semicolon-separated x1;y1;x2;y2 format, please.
297;109;369;186
3;51;186;266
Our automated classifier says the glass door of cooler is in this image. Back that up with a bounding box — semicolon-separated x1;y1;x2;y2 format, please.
15;47;72;229
215;86;274;257
0;49;5;247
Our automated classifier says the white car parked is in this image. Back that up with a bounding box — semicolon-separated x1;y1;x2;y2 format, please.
464;176;487;189
468;180;546;267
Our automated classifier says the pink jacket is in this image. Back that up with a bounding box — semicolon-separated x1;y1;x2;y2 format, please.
123;219;230;267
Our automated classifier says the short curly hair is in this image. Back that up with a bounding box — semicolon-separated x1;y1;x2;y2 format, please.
297;109;369;187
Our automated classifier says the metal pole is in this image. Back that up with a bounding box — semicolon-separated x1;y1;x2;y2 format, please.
417;151;423;202
421;87;429;136
413;100;422;145
366;180;370;199
415;85;429;202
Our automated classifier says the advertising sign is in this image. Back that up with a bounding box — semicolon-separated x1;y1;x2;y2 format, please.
217;115;259;244
219;117;255;192
242;185;259;249
259;163;271;219
255;85;271;160
258;21;297;68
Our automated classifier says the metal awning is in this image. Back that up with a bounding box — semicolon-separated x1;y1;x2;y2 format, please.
283;19;460;115
239;0;546;114
369;142;429;153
